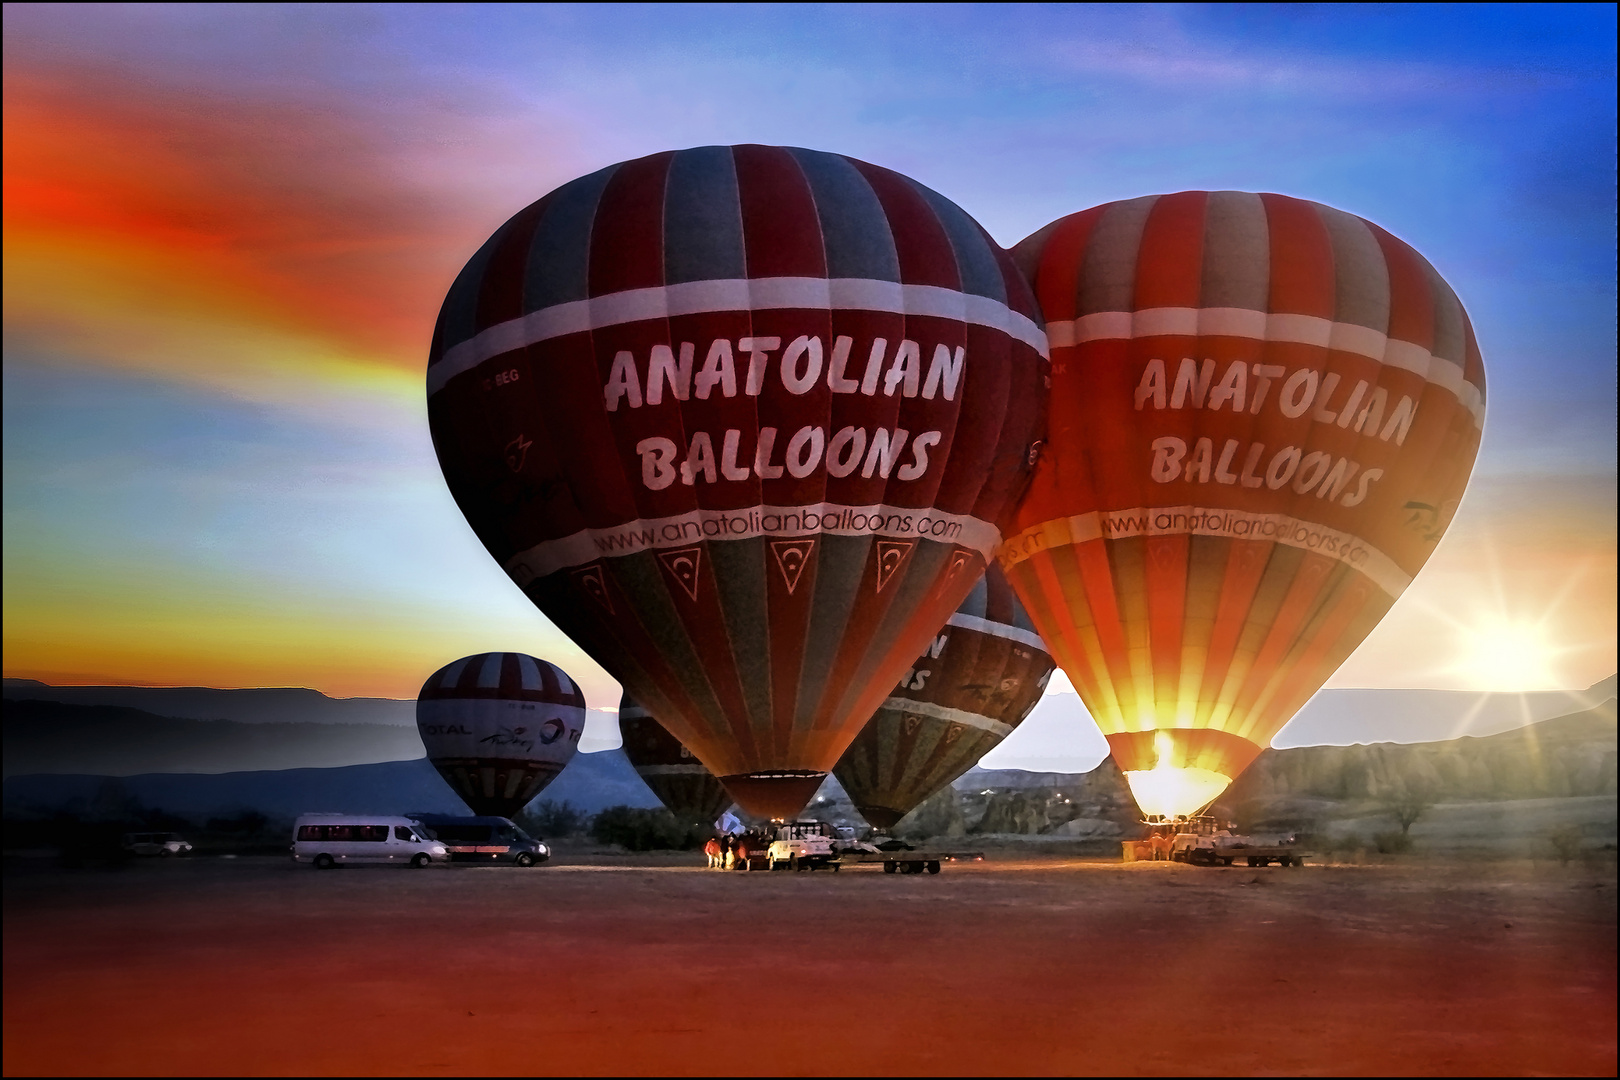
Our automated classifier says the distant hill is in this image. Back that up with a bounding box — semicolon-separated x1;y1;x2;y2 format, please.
1269;675;1618;748
5;678;1614;835
3;699;424;777
961;700;1616;798
1223;698;1618;809
983;674;1619;772
1;680;416;726
2;747;660;821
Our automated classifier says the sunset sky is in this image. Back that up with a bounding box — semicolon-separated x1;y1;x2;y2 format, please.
4;6;1615;740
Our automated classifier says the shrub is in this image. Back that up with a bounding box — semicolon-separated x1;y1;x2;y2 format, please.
205;810;269;836
520;799;587;838
1373;830;1412;855
590;806;710;851
1547;824;1582;865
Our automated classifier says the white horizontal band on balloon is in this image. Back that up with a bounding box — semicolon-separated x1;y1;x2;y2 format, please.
502;501;1004;587
878;696;1014;738
428;277;1049;397
632;764;713;777
415;699;586;757
945;612;1050;653
999;505;1411;599
1044;307;1484;429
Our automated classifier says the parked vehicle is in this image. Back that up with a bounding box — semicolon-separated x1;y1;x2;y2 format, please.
121;832;192;857
407;815;550;866
767;820;842;871
292;815;448;869
1164;816;1310;867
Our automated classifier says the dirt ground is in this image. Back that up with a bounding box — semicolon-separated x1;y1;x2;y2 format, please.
3;851;1614;1077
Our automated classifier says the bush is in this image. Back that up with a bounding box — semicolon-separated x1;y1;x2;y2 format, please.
519;799;586;838
1547;824;1583;865
590;806;710;851
1373;830;1412;855
205;810;270;836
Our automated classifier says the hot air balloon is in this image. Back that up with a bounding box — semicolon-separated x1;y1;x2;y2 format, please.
427;145;1047;819
618;694;734;821
834;564;1055;829
416;653;586;817
1003;192;1484;819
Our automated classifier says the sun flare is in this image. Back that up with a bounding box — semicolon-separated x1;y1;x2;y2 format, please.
1455;617;1561;692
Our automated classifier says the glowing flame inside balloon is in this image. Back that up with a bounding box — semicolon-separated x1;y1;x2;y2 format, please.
1122;732;1232;819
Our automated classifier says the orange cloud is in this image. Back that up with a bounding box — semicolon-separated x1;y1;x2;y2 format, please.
3;63;524;379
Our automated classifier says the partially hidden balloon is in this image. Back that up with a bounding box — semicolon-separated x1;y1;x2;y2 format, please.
427;145;1048;819
417;653;586;817
834;563;1055;828
618;694;734;822
1003;192;1485;818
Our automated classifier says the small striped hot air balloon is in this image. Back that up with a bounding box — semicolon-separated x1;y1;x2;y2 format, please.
1003;192;1485;818
416;653;586;817
618;694;734;821
426;145;1048;820
834;563;1055;830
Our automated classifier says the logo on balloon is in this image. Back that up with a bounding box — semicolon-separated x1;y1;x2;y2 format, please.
479;726;536;751
504;434;532;473
572;565;614;613
657;546;703;601
875;540;915;592
769;539;815;595
538;718;566;745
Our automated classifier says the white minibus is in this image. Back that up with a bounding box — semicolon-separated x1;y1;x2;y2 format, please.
292;814;448;869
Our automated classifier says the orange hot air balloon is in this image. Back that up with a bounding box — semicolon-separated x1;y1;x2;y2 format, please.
1004;192;1485;818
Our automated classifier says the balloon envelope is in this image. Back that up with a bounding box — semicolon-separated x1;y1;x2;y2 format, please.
834;564;1055;828
618;694;734;822
427;145;1048;819
416;653;586;817
1004;192;1485;817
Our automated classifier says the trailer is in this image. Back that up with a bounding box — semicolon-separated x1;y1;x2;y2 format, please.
840;839;984;874
1212;843;1310;867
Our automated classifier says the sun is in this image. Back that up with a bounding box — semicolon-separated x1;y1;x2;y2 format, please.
1454;617;1562;692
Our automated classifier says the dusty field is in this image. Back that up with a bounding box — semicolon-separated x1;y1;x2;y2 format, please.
3;852;1614;1077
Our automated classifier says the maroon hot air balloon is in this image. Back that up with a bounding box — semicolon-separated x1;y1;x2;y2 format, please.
618;694;734;822
427;145;1048;819
416;653;586;817
834;564;1055;829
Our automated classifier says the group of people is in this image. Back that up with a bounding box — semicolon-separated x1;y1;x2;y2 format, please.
702;831;764;870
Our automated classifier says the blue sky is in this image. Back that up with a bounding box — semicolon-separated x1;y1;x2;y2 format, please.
4;4;1614;764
